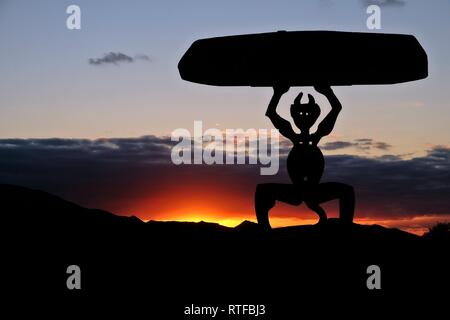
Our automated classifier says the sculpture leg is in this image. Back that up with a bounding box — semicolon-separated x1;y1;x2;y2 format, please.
254;183;304;230
305;201;328;224
313;182;355;223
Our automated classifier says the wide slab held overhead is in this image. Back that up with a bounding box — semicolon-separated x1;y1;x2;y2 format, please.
178;31;428;87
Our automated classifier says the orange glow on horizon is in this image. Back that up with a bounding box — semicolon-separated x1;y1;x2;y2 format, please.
120;180;450;236
151;215;320;229
139;209;450;235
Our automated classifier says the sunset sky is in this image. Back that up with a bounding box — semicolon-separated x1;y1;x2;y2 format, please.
1;0;449;234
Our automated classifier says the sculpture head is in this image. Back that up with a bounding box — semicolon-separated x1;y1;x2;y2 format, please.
290;92;321;132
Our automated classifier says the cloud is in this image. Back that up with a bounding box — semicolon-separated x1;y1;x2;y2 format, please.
0;137;448;222
362;0;405;7
319;148;450;217
134;54;151;62
322;139;391;151
88;52;151;66
372;141;391;150
321;141;354;151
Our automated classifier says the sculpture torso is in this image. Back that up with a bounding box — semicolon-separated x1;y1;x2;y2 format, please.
287;135;324;185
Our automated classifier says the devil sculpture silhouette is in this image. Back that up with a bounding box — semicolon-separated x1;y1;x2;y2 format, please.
178;31;427;231
255;84;355;230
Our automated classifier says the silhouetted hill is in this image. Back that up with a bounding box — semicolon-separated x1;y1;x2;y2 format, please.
2;183;423;240
3;184;449;316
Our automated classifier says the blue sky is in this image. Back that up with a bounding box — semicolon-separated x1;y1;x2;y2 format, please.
0;0;449;157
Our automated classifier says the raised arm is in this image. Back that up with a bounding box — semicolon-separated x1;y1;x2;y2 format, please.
314;85;342;139
265;85;297;141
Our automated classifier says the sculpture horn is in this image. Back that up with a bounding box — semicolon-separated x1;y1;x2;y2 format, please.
294;92;303;104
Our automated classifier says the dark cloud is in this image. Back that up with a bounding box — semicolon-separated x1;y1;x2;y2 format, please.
320;149;450;217
0;137;448;219
362;0;405;7
321;141;354;151
135;54;151;62
88;52;151;66
322;139;391;151
372;141;391;150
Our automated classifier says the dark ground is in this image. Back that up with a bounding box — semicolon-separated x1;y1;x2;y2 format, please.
3;184;449;318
